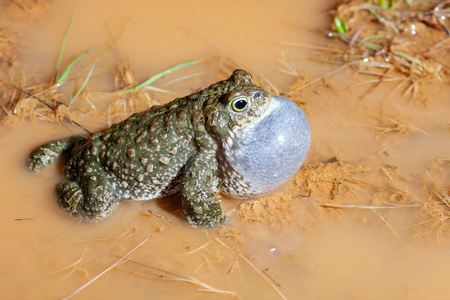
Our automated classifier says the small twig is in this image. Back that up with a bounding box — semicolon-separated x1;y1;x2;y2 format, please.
293;189;312;198
262;268;282;288
71;120;92;135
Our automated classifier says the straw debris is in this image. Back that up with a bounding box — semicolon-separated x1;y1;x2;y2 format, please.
286;0;450;97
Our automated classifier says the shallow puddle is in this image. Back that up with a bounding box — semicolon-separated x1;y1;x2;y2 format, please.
1;1;450;300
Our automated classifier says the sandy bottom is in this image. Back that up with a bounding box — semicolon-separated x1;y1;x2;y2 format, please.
1;0;450;299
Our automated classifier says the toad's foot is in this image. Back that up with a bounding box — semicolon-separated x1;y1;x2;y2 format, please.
56;180;116;220
27;139;74;172
182;190;225;227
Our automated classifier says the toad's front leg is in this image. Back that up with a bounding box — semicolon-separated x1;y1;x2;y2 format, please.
181;152;225;227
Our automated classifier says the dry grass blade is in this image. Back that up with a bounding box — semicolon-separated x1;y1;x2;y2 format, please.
114;228;136;242
371;209;402;241
417;173;450;210
62;236;151;300
363;129;403;161
0;272;20;276
256;72;279;96
278;52;300;77
317;28;382;51
64;236;112;245
163;275;238;297
317;203;419;209
162;71;208;87
278;40;344;53
215;237;287;300
288;61;360;94
386;118;431;136
120;258;238;297
44;220;82;243
181;240;213;255
0;79;57;110
49;249;89;278
309;0;450;98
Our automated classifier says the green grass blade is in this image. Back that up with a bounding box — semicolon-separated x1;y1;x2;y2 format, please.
318;28;382;51
334;17;347;34
57;46;100;83
56;12;75;81
392;50;422;65
57;50;88;83
121;60;198;94
69;64;96;105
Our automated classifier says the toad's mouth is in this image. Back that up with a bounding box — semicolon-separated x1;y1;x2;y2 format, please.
221;95;311;197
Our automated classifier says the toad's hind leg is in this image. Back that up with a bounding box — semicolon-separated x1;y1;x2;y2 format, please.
56;177;117;220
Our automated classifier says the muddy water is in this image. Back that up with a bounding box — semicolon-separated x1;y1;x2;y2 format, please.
2;1;450;300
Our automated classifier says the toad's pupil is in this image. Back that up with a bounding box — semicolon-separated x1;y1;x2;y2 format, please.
234;99;247;110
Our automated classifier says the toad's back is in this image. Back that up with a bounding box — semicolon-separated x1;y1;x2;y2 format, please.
65;100;197;202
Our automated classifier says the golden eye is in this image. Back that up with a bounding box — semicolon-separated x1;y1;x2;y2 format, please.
230;97;249;112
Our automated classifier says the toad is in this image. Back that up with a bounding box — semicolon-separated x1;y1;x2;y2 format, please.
27;69;310;227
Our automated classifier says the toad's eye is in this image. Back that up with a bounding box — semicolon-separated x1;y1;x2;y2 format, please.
230;97;249;113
